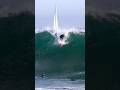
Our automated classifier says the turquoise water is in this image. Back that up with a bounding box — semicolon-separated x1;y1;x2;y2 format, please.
35;31;85;79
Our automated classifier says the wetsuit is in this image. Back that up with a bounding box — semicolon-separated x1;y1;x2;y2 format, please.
60;34;64;40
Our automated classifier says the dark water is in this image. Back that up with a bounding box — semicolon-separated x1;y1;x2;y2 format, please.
35;31;85;79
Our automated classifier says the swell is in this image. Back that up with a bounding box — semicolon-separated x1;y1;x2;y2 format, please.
35;31;85;77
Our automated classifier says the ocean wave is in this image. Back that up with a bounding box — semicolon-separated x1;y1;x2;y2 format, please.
35;31;85;77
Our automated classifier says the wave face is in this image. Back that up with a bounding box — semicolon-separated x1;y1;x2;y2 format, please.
35;31;85;79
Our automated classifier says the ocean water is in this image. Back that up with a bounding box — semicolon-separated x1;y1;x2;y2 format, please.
35;31;85;75
35;78;85;90
35;31;85;89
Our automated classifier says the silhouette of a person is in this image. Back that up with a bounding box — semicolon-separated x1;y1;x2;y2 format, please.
41;73;45;78
60;34;65;40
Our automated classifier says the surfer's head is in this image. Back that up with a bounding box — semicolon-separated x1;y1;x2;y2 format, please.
60;34;65;40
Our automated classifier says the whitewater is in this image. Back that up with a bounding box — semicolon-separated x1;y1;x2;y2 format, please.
35;78;85;90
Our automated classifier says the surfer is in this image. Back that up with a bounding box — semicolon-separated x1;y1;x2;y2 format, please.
60;34;65;40
59;34;65;47
40;73;45;79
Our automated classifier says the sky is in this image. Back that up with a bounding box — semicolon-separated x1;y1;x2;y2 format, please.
35;0;85;29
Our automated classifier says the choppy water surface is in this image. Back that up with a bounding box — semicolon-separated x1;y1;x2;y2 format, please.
35;78;85;90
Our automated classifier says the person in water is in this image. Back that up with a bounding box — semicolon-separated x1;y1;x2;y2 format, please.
40;73;45;78
60;34;65;40
59;34;65;47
